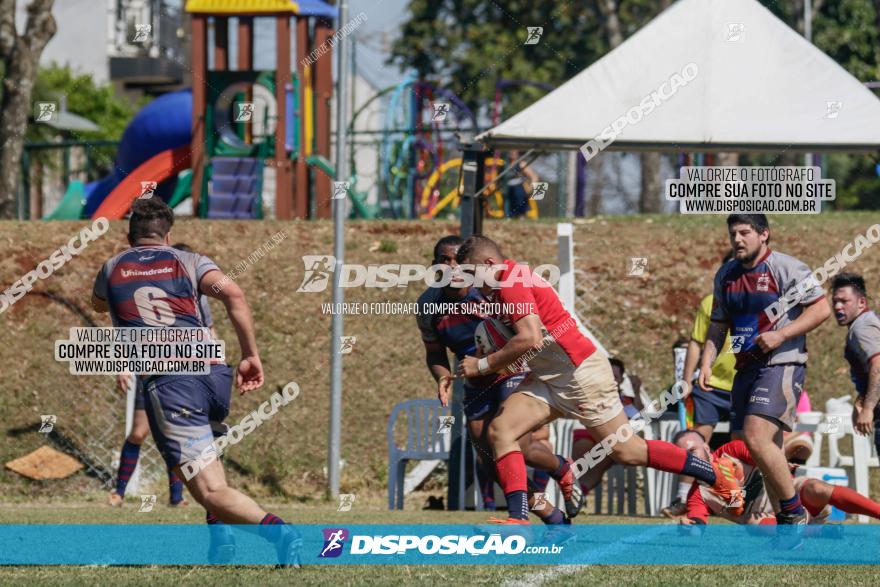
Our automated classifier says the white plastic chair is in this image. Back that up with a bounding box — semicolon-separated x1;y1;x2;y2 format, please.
794;410;824;467
825;396;853;468
823;396;878;523
551;418;645;516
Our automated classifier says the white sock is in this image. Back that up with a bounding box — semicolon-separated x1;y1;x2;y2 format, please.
677;481;691;502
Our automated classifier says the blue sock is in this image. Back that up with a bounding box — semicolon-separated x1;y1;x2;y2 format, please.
551;456;569;480
779;494;805;515
115;441;141;496
258;513;288;542
168;469;184;504
681;453;716;485
506;491;529;521
532;470;550;493
541;507;565;525
477;466;496;511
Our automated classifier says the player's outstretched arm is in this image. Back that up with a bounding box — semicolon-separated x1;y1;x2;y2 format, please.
422;340;453;406
199;270;263;394
698;321;727;391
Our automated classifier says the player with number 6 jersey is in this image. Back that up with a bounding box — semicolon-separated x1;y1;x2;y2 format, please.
91;198;302;568
94;245;216;330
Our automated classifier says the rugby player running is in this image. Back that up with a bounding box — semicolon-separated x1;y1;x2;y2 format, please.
699;214;830;536
109;244;212;509
456;235;739;525
92;199;301;567
417;236;582;522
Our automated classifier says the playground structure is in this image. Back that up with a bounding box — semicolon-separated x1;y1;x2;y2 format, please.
42;0;370;221
348;75;549;220
34;3;565;222
186;0;341;220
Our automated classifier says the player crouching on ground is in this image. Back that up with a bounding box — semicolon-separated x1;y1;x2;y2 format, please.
455;235;742;526
675;429;880;533
91;198;301;567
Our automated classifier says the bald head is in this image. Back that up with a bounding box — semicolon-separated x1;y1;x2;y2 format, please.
456;235;504;265
673;429;710;461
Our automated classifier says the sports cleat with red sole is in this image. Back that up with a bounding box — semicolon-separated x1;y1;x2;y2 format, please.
556;459;585;518
475;517;533;541
710;456;745;516
486;516;530;525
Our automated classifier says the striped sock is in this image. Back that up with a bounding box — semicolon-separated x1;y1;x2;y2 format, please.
779;494;805;516
115;441;141;496
532;470;550;493
495;451;529;521
206;512;224;525
168;469;184;504
550;455;570;481
258;512;287;542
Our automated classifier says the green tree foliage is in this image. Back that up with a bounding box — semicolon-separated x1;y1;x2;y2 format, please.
389;0;608;115
29;63;145;141
26;64;148;175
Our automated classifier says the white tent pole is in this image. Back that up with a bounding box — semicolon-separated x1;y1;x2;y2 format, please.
804;0;812;170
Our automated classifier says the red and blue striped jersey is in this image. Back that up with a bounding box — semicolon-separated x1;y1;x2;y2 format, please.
93;246;219;329
710;250;823;368
416;286;488;361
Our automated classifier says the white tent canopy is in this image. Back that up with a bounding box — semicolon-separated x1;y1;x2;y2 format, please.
477;0;880;152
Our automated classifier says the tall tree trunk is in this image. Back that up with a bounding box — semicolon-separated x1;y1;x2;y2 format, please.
598;0;662;213
597;0;623;48
639;152;662;213
588;158;603;216
0;0;56;219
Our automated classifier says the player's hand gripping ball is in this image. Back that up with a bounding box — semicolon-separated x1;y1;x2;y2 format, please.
473;317;514;356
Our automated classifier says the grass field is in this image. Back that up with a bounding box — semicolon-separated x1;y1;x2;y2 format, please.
2;502;879;586
3;214;880;585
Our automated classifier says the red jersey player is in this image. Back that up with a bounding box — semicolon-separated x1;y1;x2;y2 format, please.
675;430;880;532
455;235;740;525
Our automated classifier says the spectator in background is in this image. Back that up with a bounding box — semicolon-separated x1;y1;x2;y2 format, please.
663;252;736;518
504;150;539;218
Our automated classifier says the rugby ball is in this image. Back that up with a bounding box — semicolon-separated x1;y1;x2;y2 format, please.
474;317;514;356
